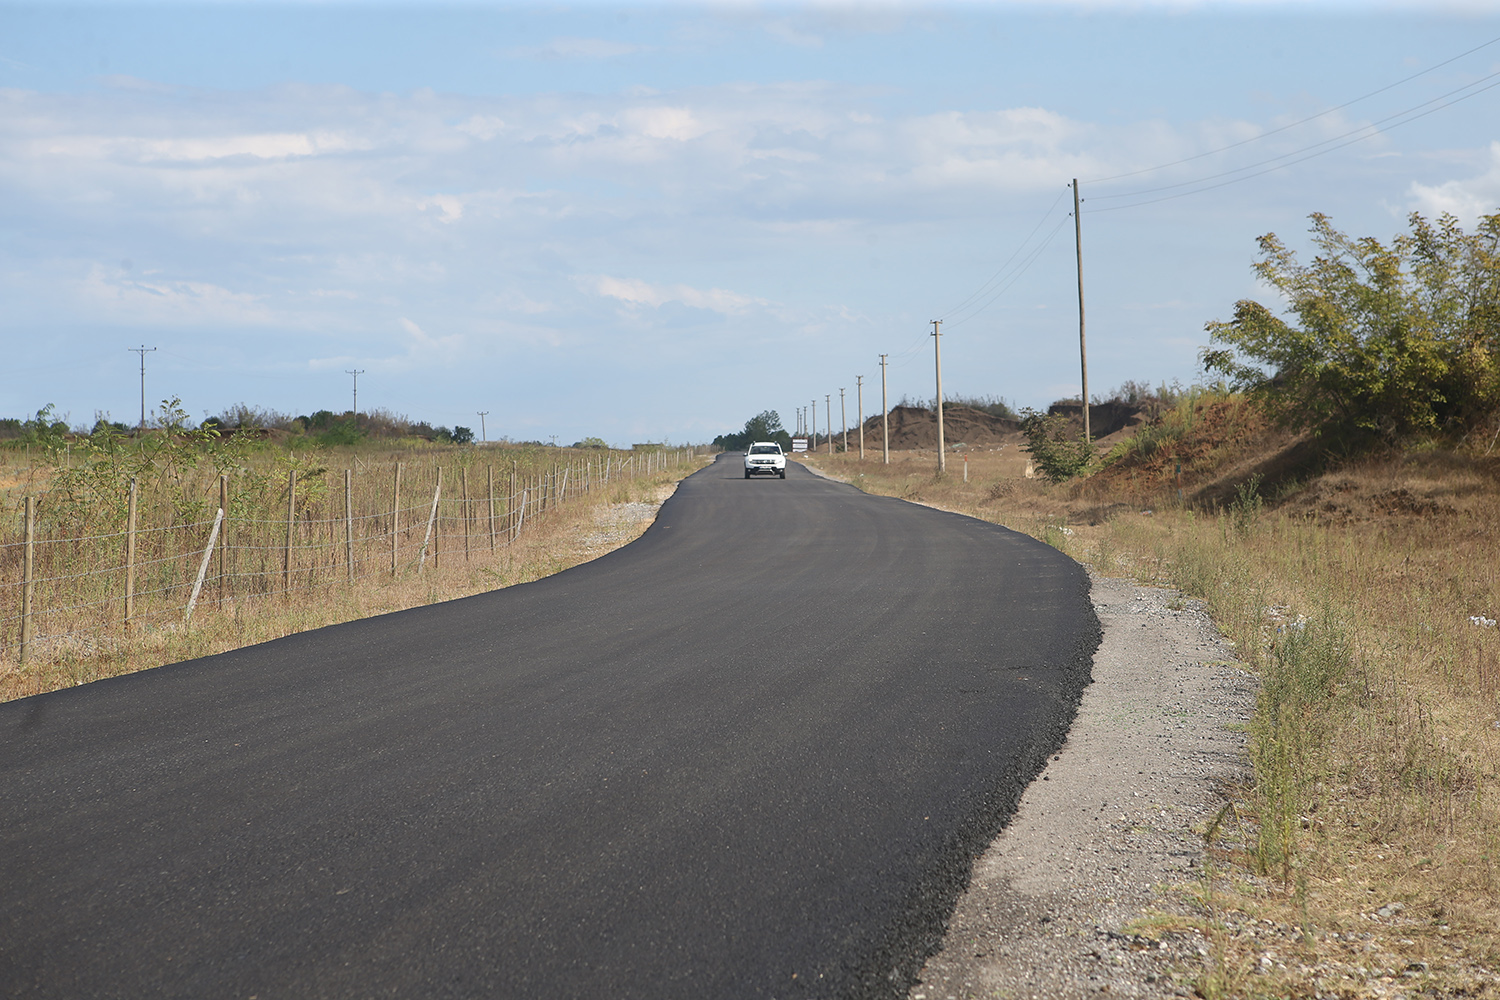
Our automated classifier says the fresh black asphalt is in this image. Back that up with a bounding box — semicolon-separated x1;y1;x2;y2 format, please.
0;455;1100;999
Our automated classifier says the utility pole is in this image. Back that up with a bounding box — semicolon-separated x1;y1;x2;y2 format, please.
932;320;946;474
879;354;889;465
839;388;847;454
1073;177;1090;443
825;395;832;455
477;411;488;443
855;375;865;460
128;345;157;434
346;368;365;417
811;398;817;449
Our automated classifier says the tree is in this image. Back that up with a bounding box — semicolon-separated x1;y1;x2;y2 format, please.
1201;211;1500;444
713;410;792;452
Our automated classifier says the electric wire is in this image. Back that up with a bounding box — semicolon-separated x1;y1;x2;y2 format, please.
936;188;1071;322
1090;67;1500;206
942;214;1072;331
1092;73;1500;213
1084;33;1500;185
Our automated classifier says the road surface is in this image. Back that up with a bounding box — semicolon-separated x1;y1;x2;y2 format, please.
0;456;1098;999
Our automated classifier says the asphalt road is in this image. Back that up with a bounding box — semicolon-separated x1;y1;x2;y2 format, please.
0;455;1099;999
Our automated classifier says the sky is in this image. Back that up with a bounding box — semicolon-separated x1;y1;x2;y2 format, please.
3;1;1500;448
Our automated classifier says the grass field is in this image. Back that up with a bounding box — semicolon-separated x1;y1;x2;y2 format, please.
805;443;1500;999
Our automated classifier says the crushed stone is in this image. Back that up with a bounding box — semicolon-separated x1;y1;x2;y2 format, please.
909;574;1256;999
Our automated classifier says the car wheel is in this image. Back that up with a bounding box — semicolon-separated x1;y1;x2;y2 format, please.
744;470;751;479
778;470;786;479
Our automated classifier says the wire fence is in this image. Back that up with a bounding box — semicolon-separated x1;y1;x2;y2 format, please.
1;447;701;667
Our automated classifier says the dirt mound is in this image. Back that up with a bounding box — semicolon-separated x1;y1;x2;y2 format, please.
1046;401;1151;441
1091;396;1299;502
854;406;1021;451
844;402;1152;457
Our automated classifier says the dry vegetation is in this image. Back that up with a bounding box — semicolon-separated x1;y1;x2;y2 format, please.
1;440;705;702
806;427;1500;999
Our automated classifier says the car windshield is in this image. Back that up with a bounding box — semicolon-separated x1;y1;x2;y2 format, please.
750;445;780;454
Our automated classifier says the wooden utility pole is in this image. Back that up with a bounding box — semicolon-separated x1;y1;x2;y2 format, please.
20;496;34;665
418;468;442;572
344;469;354;583
391;463;402;575
1073;177;1091;443
125;478;138;627
825;396;832;455
839;388;847;454
932;320;946;474
284;470;296;595
461;466;471;563
855;375;864;460
219;474;230;603
477;411;488;444
509;462;518;541
879;354;889;464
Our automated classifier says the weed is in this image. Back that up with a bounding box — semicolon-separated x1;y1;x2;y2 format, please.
1228;473;1265;536
802;443;1500;988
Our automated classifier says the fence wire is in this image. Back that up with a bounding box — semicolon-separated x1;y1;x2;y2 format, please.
2;449;699;665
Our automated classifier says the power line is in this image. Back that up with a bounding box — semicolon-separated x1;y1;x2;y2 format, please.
1092;72;1500;214
936;187;1071;322
1090;67;1500;209
1084;33;1500;186
941;214;1071;330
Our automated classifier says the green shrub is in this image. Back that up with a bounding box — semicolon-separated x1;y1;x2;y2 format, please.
1019;408;1094;482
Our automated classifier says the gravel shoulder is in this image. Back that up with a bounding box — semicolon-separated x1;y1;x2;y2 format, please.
910;573;1257;1000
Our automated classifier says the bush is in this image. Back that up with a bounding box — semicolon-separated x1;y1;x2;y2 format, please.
1019;408;1094;482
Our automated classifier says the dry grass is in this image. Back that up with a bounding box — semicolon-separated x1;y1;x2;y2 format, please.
806;446;1500;998
0;445;701;702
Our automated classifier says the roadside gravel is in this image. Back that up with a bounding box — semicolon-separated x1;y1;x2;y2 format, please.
909;573;1257;1000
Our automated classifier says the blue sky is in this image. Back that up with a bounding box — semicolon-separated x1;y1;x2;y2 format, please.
4;2;1499;447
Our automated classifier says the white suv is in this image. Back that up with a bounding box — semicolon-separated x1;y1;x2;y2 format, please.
743;442;787;479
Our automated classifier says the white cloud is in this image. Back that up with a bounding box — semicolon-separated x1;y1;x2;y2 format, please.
79;266;272;325
396;317;464;364
591;275;767;315
510;37;648;60
619;106;708;142
456;115;506;141
764;18;824;48
416;194;464;223
34;130;369;163
1407;142;1500;225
